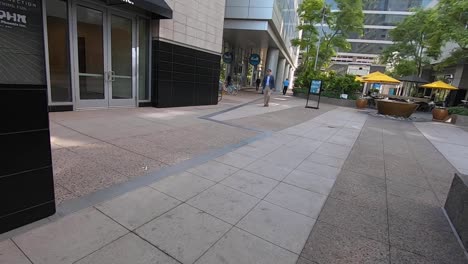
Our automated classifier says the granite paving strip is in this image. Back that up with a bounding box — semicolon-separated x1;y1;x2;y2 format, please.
298;116;468;264
415;122;468;175
4;107;369;264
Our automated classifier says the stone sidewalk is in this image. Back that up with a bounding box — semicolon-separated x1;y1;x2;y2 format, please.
2;103;468;264
1;107;367;264
298;116;468;264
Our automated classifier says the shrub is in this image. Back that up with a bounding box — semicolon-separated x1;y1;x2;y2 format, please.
293;71;362;100
448;106;468;116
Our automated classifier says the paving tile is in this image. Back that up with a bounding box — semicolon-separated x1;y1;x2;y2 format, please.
150;171;214;201
302;126;338;141
195;227;298;264
187;184;259;224
385;170;431;189
0;239;31;264
265;183;327;218
283;169;335;195
350;140;384;159
231;145;273;159
296;160;341;180
285;138;323;153
296;257;317;264
68;143;166;177
387;194;451;232
244;159;295;181
315;142;352;159
75;233;178;264
136;204;231;264
342;155;386;179
54;184;78;204
335;170;386;189
305;153;345;168
263;146;309;168
389;214;467;264
300;221;389;264
237;201;315;254
330;177;387;210
390;247;439;264
215;152;258;169
53;149;128;197
188;160;239;182
95;186;180;230
318;197;388;243
327;135;356;147
220;170;278;199
13;208;128;264
386;180;440;206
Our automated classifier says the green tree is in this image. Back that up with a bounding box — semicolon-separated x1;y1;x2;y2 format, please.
432;0;468;68
380;9;440;77
382;0;468;75
292;0;363;78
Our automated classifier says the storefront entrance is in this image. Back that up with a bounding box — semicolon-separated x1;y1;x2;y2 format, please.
45;0;152;109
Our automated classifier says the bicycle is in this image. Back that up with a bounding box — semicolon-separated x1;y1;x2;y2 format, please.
218;81;223;102
225;83;239;95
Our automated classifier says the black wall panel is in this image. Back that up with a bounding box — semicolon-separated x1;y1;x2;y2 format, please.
152;40;221;107
0;0;55;233
0;86;55;234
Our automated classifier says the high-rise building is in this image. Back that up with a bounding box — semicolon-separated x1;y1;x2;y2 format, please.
223;0;302;91
325;0;438;74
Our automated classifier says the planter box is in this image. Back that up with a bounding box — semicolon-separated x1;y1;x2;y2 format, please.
452;115;468;127
294;92;356;108
445;173;468;252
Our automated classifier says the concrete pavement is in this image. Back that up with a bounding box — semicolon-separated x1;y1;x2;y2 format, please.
1;94;468;264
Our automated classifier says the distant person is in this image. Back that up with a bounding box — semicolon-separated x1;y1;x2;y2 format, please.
255;78;261;91
282;78;290;95
226;75;232;86
430;93;436;102
262;69;275;107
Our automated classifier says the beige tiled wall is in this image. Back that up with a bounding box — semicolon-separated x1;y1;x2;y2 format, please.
158;0;225;53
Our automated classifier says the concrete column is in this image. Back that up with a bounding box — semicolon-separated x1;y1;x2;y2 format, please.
241;57;248;87
276;58;286;91
266;48;280;84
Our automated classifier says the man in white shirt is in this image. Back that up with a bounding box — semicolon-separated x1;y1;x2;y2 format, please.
262;69;275;107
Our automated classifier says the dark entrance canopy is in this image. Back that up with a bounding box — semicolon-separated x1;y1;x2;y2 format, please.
105;0;172;19
398;75;429;84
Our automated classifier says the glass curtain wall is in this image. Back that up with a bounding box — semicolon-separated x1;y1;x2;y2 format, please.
138;18;150;101
46;0;72;102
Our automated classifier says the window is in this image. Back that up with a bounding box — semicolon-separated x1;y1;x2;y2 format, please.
46;0;72;102
138;18;150;101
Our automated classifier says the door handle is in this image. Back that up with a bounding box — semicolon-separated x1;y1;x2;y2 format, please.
108;71;116;82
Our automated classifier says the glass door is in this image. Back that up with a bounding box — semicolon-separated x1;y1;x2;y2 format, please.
74;3;136;109
75;4;108;108
108;13;135;107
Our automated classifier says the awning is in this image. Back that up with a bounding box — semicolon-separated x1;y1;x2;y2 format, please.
106;0;172;19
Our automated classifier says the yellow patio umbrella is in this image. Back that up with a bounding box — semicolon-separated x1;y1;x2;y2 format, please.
361;71;400;95
421;81;457;102
355;76;365;83
420;81;458;90
362;71;400;84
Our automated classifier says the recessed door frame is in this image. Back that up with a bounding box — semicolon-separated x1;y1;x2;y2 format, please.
71;0;137;109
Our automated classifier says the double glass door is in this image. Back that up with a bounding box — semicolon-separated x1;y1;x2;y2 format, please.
75;4;135;108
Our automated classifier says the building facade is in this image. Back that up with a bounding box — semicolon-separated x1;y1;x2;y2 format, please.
43;0;225;111
325;0;438;74
223;0;302;91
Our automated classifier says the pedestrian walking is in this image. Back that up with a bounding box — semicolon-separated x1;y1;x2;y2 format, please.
255;78;261;91
282;78;290;95
262;69;275;107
